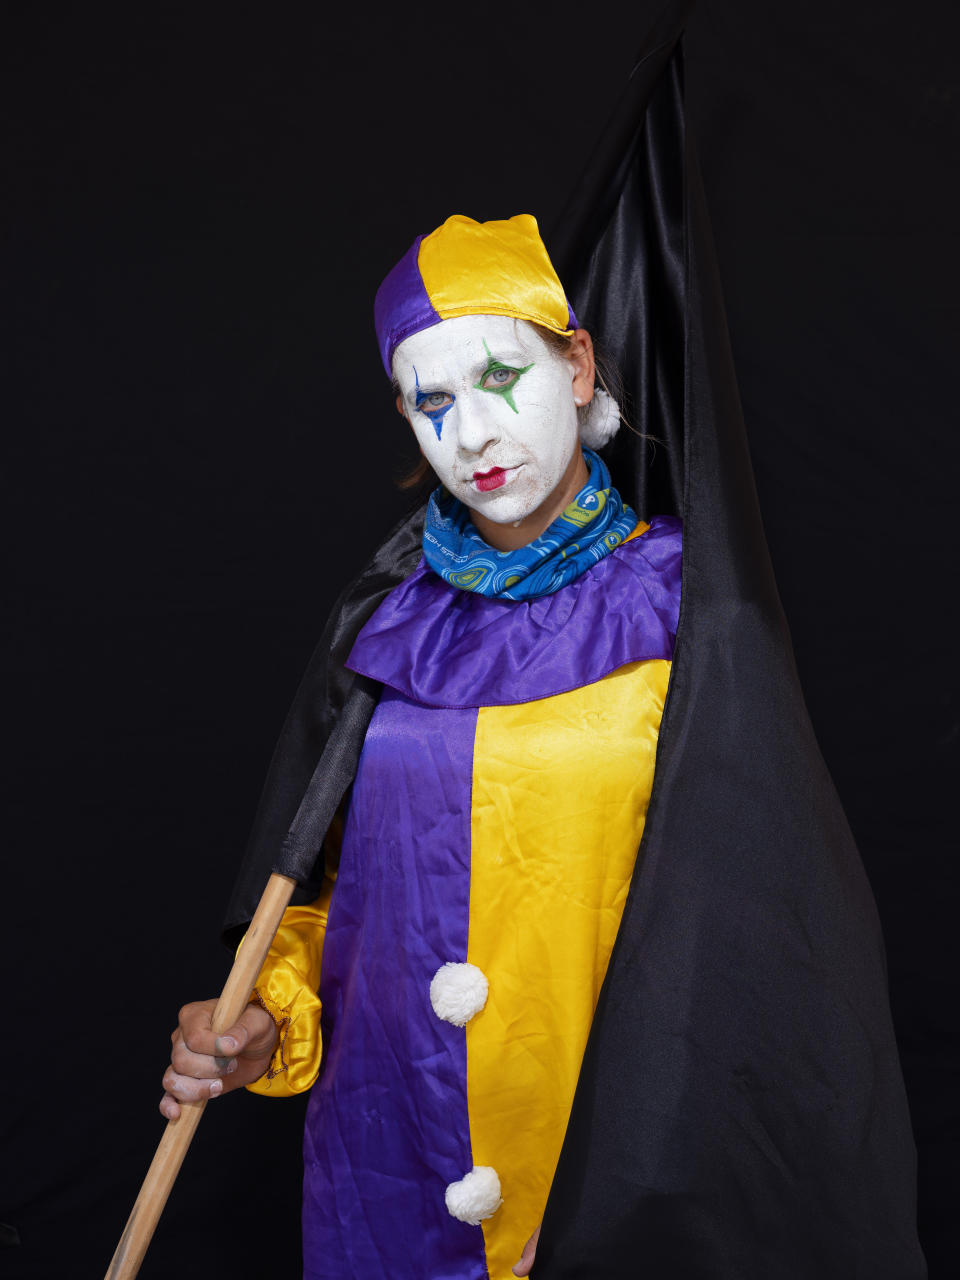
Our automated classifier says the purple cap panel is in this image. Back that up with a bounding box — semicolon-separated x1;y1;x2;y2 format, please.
373;235;443;376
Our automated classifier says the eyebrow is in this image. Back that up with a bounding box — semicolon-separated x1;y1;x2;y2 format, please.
403;349;531;401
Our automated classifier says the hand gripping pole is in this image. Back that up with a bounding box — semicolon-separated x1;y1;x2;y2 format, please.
104;872;297;1280
104;675;380;1278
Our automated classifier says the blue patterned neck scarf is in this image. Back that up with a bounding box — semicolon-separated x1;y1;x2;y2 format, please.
422;449;638;601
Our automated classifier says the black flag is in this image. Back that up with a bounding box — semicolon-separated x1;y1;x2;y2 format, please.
535;11;926;1279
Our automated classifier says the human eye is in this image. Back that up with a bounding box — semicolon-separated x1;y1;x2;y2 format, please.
421;390;454;409
412;369;456;441
479;367;518;390
473;345;534;413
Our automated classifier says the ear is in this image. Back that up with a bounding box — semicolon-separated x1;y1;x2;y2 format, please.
567;329;596;405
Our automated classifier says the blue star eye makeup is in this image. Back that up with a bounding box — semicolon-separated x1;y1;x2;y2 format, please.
473;341;534;414
414;367;455;441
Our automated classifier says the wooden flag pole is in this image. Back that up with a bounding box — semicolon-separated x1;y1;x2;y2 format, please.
105;872;298;1280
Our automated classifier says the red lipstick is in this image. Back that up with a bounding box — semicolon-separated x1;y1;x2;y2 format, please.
473;467;507;492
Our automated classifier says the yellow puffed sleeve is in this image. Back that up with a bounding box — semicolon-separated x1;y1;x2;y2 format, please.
244;875;334;1097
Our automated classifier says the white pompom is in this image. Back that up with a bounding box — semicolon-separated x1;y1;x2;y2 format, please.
579;387;622;448
429;962;489;1026
444;1165;503;1224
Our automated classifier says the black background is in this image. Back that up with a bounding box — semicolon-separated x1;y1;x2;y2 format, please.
3;3;957;1276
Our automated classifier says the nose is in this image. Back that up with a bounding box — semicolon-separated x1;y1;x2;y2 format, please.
454;390;501;457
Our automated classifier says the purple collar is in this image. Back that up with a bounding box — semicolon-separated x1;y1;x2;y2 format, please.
346;516;682;708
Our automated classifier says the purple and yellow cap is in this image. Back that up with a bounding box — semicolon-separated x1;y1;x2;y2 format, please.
374;214;578;376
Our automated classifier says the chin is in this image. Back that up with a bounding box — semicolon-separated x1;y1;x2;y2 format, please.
462;491;544;527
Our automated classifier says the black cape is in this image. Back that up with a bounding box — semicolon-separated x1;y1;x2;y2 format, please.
225;11;925;1277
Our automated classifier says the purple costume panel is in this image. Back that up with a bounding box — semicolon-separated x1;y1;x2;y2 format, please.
303;690;488;1280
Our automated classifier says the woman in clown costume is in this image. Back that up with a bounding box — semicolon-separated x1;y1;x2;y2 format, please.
160;193;925;1278
161;214;682;1279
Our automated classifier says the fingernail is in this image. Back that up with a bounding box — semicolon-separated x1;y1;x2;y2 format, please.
209;1079;223;1096
216;1035;237;1053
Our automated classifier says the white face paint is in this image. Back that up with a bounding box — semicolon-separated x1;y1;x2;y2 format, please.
392;314;581;527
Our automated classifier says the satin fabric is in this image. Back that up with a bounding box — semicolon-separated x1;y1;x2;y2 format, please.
303;692;482;1280
374;214;577;376
348;516;680;707
247;524;682;1105
533;22;926;1278
298;660;673;1278
422;449;639;601
467;659;671;1277
247;883;333;1097
247;526;682;1277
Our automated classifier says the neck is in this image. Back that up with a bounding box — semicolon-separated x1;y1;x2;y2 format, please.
471;449;589;552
